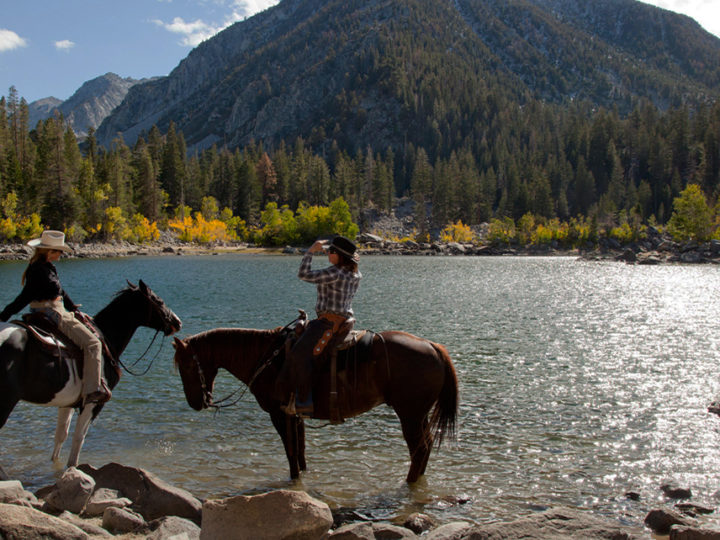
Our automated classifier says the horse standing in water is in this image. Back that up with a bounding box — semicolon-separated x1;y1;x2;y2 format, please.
0;280;182;467
172;321;458;482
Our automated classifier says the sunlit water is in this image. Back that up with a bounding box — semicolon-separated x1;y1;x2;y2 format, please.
2;254;720;531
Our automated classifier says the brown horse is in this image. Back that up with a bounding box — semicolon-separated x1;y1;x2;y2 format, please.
172;322;458;482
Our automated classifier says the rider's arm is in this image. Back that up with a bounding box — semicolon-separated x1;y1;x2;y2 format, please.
298;251;340;284
0;278;34;322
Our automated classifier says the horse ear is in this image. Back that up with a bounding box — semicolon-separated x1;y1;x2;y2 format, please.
126;280;137;289
173;337;186;351
139;280;149;293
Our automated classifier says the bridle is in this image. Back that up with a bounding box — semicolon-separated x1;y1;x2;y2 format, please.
187;314;304;411
116;289;176;376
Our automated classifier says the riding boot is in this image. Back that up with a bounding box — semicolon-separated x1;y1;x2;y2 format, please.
283;318;331;416
295;389;313;418
56;307;111;404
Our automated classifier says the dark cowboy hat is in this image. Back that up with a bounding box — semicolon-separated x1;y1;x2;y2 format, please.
327;235;359;262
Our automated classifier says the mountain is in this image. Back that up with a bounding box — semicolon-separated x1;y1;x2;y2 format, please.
28;97;62;129
95;0;720;155
29;73;149;138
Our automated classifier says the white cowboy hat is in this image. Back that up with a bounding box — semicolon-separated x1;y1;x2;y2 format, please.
27;230;73;252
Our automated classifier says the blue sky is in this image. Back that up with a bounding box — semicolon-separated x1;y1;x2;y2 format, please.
1;0;719;104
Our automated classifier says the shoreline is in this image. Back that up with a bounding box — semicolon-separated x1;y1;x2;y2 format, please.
1;235;719;264
3;461;720;539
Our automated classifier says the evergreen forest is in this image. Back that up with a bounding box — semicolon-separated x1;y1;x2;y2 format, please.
2;85;720;247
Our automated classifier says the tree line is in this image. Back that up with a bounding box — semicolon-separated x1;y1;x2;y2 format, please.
1;86;719;245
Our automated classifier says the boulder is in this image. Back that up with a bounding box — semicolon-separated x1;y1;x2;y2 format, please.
372;522;418;538
329;522;375;539
358;233;384;244
44;467;95;514
447;242;466;254
201;489;333;540
681;251;703;263
670;525;720;539
403;513;436;534
0;479;38;505
637;253;661;265
681;241;700;253
645;508;697;535
82;487;132;517
79;462;201;523
102;506;147;533
145;515;201;540
616;248;637;263
0;502;88;539
462;507;641;539
675;502;715;515
657;240;677;252
424;522;472;539
57;510;113;537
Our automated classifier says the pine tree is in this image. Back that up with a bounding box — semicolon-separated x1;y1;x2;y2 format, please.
257;152;278;206
159;122;187;208
36;115;79;228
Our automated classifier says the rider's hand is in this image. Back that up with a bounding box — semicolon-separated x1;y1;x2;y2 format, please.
309;240;327;254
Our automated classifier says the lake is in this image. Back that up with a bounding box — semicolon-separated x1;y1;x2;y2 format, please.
1;254;720;529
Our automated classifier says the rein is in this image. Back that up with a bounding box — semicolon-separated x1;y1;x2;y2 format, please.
206;335;285;411
116;330;164;376
199;314;305;411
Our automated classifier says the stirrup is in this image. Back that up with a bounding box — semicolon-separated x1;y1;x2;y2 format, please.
280;393;297;415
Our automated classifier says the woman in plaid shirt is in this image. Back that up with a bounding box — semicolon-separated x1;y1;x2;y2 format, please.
282;235;361;416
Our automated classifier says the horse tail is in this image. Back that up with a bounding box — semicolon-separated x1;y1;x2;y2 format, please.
428;342;458;448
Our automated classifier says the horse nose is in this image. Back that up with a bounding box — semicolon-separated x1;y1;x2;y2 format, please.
167;315;182;334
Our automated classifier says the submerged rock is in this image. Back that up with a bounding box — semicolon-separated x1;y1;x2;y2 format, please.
645;508;697;535
465;506;642;539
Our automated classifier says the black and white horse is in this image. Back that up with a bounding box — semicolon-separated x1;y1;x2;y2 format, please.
0;280;181;467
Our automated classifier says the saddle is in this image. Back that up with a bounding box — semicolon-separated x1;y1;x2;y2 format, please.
285;310;373;424
14;311;113;374
15;312;81;360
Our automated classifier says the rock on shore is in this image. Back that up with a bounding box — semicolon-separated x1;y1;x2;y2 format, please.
5;463;720;538
0;461;662;539
2;224;719;264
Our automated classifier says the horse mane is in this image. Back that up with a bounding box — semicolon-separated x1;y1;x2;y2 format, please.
179;327;283;365
93;284;137;322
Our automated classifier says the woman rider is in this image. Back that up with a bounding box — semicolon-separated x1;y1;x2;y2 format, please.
282;235;361;416
0;230;111;404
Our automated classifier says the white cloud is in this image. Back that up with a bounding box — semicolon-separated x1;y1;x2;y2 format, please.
154;0;280;47
0;29;27;52
153;16;223;46
232;0;280;17
54;39;75;51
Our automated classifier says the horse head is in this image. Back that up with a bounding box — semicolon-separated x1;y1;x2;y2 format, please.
126;280;182;336
172;337;215;410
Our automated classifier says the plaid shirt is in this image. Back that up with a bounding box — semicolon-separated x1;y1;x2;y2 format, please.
298;251;361;317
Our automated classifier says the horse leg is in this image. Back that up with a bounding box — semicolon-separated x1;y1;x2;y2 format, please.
0;396;18;430
269;408;301;479
51;407;74;462
297;419;307;472
65;405;98;467
398;414;433;483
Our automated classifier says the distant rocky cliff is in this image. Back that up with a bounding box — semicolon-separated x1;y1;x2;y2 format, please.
28;73;151;138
